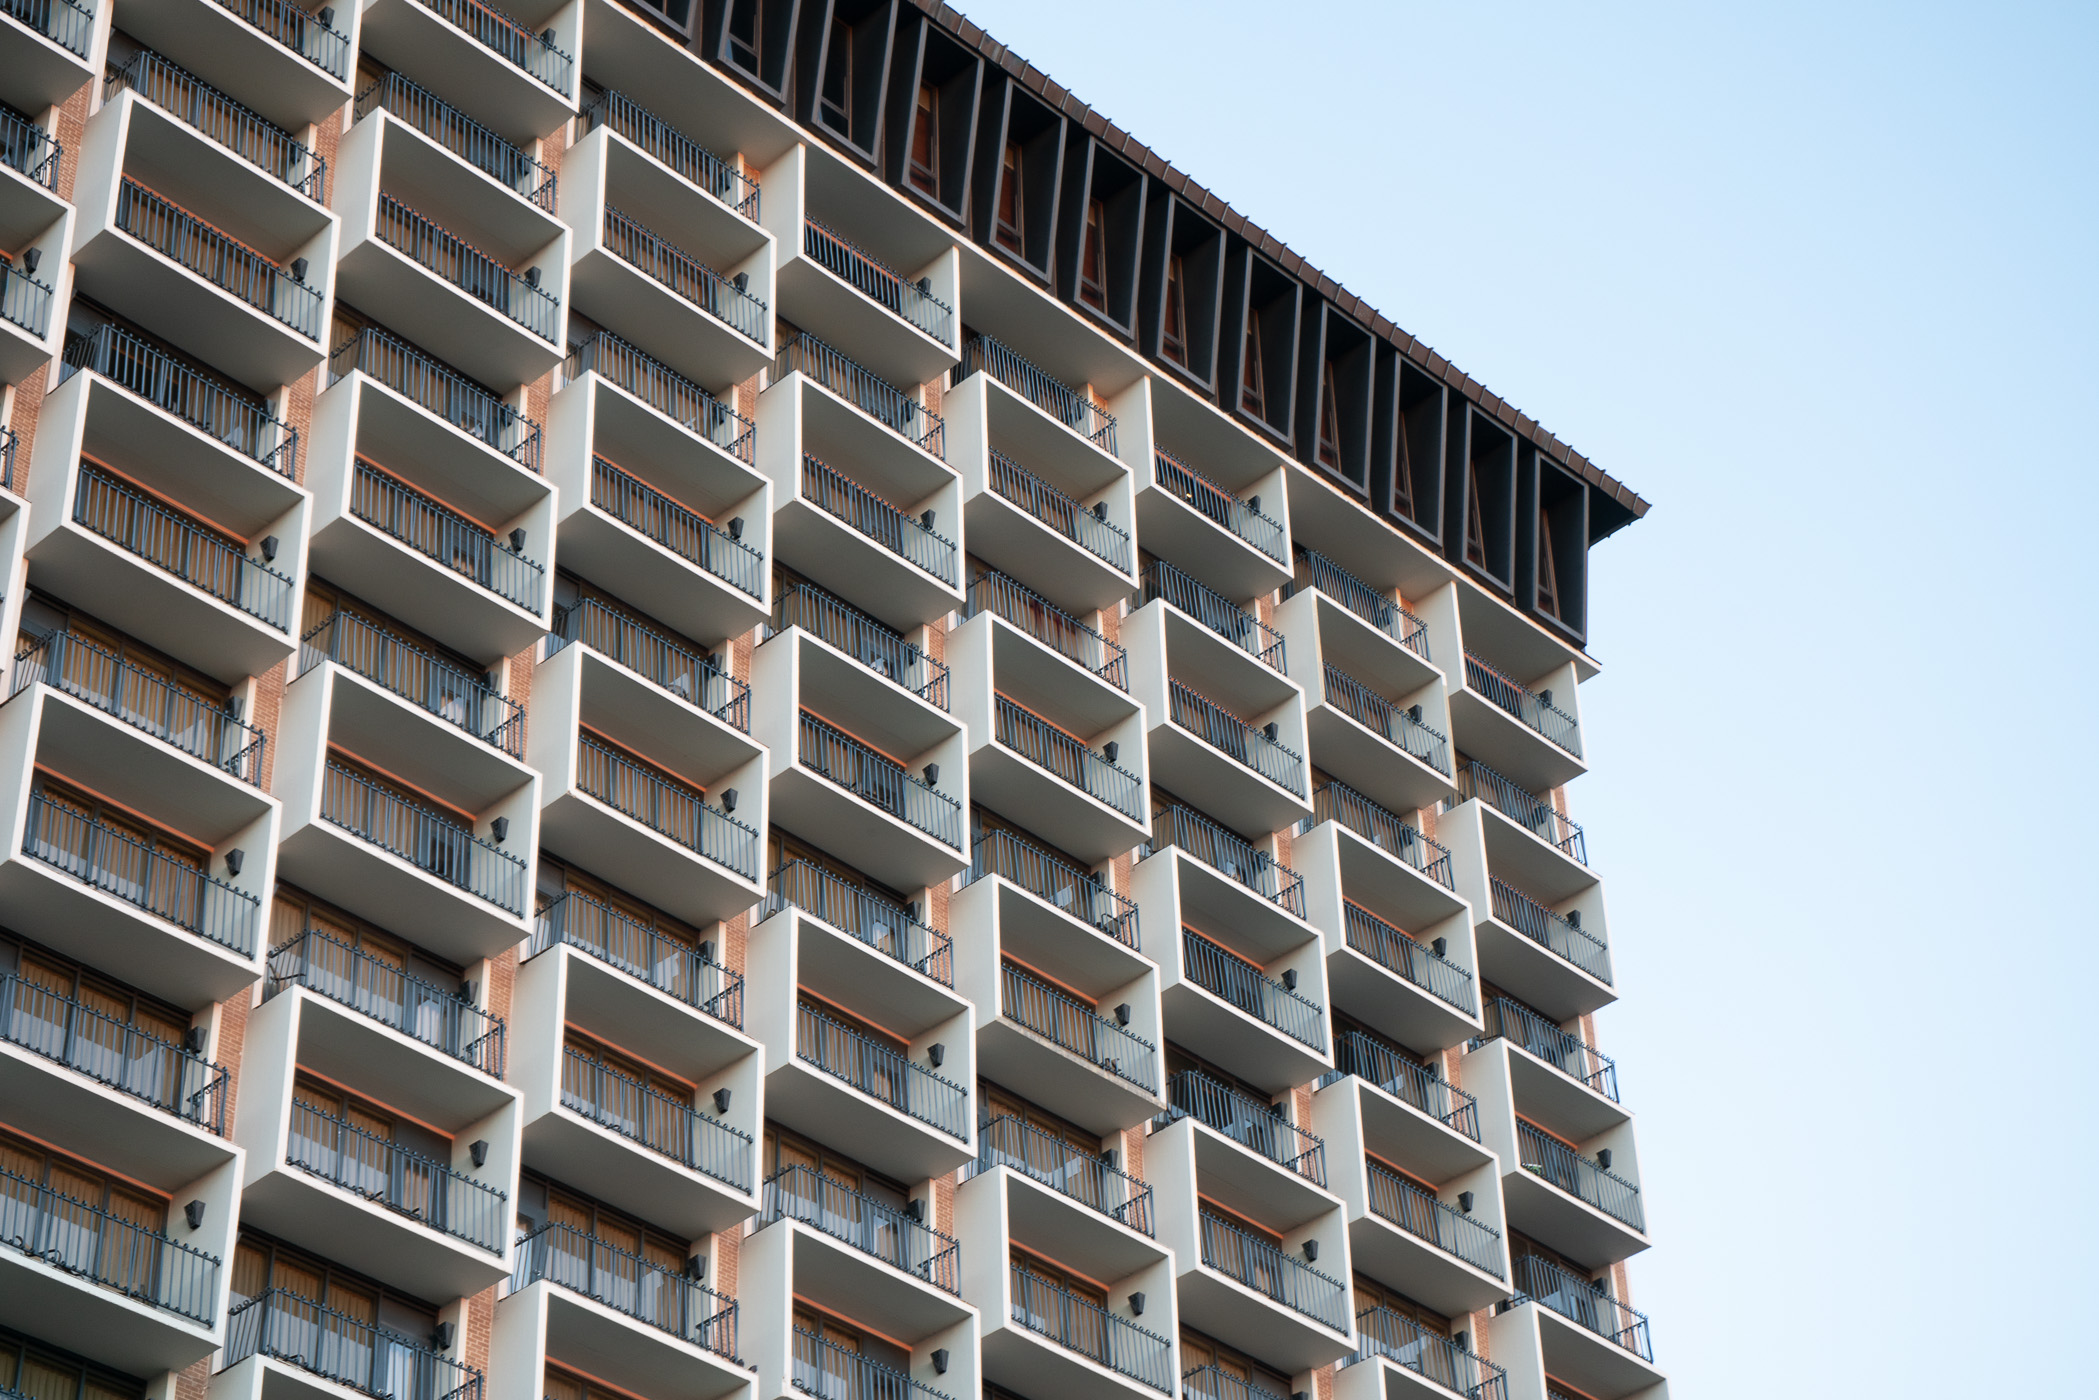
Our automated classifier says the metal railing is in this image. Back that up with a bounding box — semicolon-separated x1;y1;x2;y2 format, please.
1001;961;1156;1091
592;455;763;598
764;1164;958;1290
799;455;956;583
1197;1210;1347;1332
1010;1265;1171;1393
2;0;93;56
12;628;266;784
1514;1122;1643;1231
1153;449;1285;562
1355;1305;1506;1400
1462;654;1581;757
775;334;945;458
1286;548;1430;660
963;1114;1152;1234
318;759;526;914
206;0;350;76
1182;930;1322;1049
1511;1253;1652;1361
0;971;227;1132
513;1221;738;1358
795;1002;967;1140
411;0;572;93
561;1045;752;1190
267;928;505;1075
1;423;15;492
1303;781;1454;888
1340;903;1476;1015
1168;679;1305;795
1363;1161;1503;1277
1488;879;1611;985
1142;801;1306;916
0;249;53;337
754;859;950;984
376;193;559;342
803;218;951;342
546;598;747;730
532;888;744;1027
0;1161;219;1321
1182;1368;1289;1400
1323;666;1450;774
22;790;260;953
350;459;545;613
602;206;766;344
286;1099;507;1252
584;90;757;218
356;71;552;209
964;570;1127;687
111;50;322;196
962;828;1137;948
772;584;948;706
115;178;321;338
576;731;758;880
563;331;752;461
994;694;1142;818
1134;561;1285;672
1474;996;1618;1101
331;326;541;470
1333;1031;1479;1138
62;324;297;477
1452;761;1585;862
225;1289;484;1400
798;710;963;850
956;335;1116;451
986;448;1131;571
74;464;296;627
300;609;524;755
1162;1069;1324;1184
0;100;61;188
793;1327;951;1400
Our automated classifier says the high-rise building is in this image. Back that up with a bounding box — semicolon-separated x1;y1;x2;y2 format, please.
0;6;1661;1400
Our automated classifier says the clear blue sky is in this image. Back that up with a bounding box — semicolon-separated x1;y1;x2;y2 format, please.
948;1;2099;1393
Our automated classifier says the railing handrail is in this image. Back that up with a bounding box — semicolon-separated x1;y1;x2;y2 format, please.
61;324;297;477
356;70;553;210
1322;664;1451;775
602;204;767;344
802;217;952;342
286;1097;508;1252
775;333;946;458
1168;678;1307;795
2;0;94;56
1009;1263;1172;1392
1354;1305;1507;1400
1301;780;1454;889
796;709;964;850
1472;996;1619;1102
1181;928;1323;1049
114;177;321;337
300;609;525;756
532;887;745;1027
1462;652;1582;757
1333;1030;1480;1139
984;447;1133;573
12;627;267;785
563;330;753;462
72;462;295;629
547;598;749;731
318;757;526;914
1000;960;1156;1091
798;453;958;584
0;245;55;337
0;969;228;1133
330;325;542;470
408;0;573;93
350;458;546;613
1286;548;1429;660
964;569;1127;688
1;423;15;493
1142;801;1307;917
375;192;559;342
1161;1069;1325;1185
764;1163;959;1291
583;90;758;219
794;1002;968;1140
1511;1253;1653;1361
957;335;1117;452
561;1044;753;1188
993;693;1143;819
591;454;763;600
1152;448;1286;562
1338;901;1477;1017
203;0;350;75
575;730;758;879
1196;1208;1348;1332
1488;878;1611;985
770;583;950;707
0;99;62;189
226;1288;485;1399
267;926;506;1076
109;49;322;197
964;1114;1153;1235
1514;1121;1644;1230
512;1220;739;1358
1452;760;1586;863
23;790;260;954
1182;1367;1290;1400
961;827;1138;948
753;858;952;985
1362;1160;1504;1278
793;1326;953;1400
0;1161;220;1321
1135;561;1285;672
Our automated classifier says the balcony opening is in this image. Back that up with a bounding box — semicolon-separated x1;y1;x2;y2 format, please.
794;990;968;1140
769;569;951;708
536;855;743;1026
302;579;524;753
64;300;293;477
792;1303;938;1400
562;1028;747;1181
1180;1330;1293;1400
550;576;748;727
1162;1045;1324;1184
286;1074;505;1251
0;1328;148;1400
1060;138;1142;331
759;831;951;984
230;1234;463;1384
515;1174;735;1351
27;774;214;917
763;1126;960;1290
0;1124;194;1304
997;955;1155;1092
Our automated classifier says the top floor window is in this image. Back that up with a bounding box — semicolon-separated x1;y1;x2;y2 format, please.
1317;360;1341;468
1077;198;1108;310
908;83;939;195
993;141;1024;254
1535;507;1561;619
819;15;852;130
725;0;763;71
1464;462;1488;568
1239;317;1265;418
1161;254;1189;366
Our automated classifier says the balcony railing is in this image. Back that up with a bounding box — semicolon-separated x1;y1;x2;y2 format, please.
267;927;506;1075
376;193;559;342
0;970;228;1132
592;455;763;599
357;70;553;209
576;731;758;880
1363;1160;1503;1278
561;1045;753;1190
62;324;298;477
73;464;296;628
776;333;945;458
986;447;1132;571
1286;548;1430;660
0;250;53;338
1452;761;1586;862
797;710;963;850
962;827;1137;949
803;218;952;343
583;90;758;218
286;1098;507;1252
764;1163;958;1290
1302;780;1454;888
226;1288;485;1400
1510;1253;1653;1361
1162;1069;1324;1185
1142;801;1305;917
300;609;525;755
0;1160;219;1321
964;569;1128;687
1;423;15;492
563;331;753;461
331;326;542;470
1197;1210;1347;1332
533;887;745;1027
412;0;572;93
12;627;267;784
793;1328;952;1400
1514;1122;1643;1231
1340;902;1476;1015
994;694;1142;819
956;334;1116;450
1332;1031;1480;1138
23;790;261;954
964;1114;1152;1235
602;206;766;344
772;584;949;707
795;1002;967;1141
1153;449;1285;563
513;1220;739;1358
1001;961;1156;1092
206;0;349;76
1462;654;1581;757
1135;561;1284;672
754;858;951;985
1167;679;1305;795
799;454;957;584
2;0;94;57
110;49;323;197
115;178;322;338
0;100;61;188
1354;1305;1507;1400
1488;879;1611;985
1011;1265;1172;1392
350;459;546;613
1182;930;1322;1050
1474;996;1619;1101
318;759;527;914
547;597;748;730
1183;1368;1288;1400
1323;666;1450;775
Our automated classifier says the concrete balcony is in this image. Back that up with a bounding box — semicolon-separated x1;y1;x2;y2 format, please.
1442;803;1613;1023
1490;1256;1666;1400
1279;547;1442;691
1448;760;1594;905
115;0;355;130
1133;445;1290;601
355;66;560;232
213;1289;488;1400
0;109;70;384
1334;1308;1510;1400
1448;650;1585;793
1472;996;1625;1122
357;0;580;146
0;0;102;114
